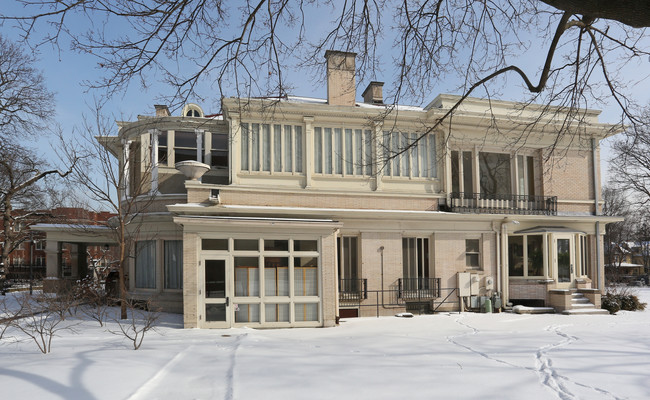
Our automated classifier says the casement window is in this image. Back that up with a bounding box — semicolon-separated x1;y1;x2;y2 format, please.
211;132;228;168
164;240;183;290
383;131;437;178
314;127;373;175
452;150;536;197
402;237;430;281
508;235;544;277
465;239;481;269
135;240;156;289
240;123;303;173
35;240;45;250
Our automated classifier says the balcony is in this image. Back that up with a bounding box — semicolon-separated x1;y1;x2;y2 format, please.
339;278;367;301
398;278;440;300
448;192;557;216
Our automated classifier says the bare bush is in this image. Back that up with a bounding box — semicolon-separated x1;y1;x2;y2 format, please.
76;277;110;327
110;298;160;350
8;292;76;354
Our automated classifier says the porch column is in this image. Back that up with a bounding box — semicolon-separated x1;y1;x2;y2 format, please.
303;116;314;188
195;129;204;163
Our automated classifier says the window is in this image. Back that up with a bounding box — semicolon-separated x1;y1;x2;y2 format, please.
12;257;24;266
210;132;228;168
264;257;289;296
508;235;544;277
235;257;259;297
479;152;511;197
35;240;45;250
294;257;318;296
337;236;360;293
453;150;537;197
164;240;183;290
383;131;437;178
16;242;25;250
402;237;430;281
314;127;373;175
465;239;481;269
36;256;45;266
579;235;590;277
174;131;198;163
135;240;156;289
158;131;168;164
240;123;303;173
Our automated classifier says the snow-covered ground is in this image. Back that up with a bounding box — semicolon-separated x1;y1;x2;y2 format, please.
2;290;650;400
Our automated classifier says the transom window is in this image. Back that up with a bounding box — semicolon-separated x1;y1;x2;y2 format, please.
240;123;303;173
314;127;373;176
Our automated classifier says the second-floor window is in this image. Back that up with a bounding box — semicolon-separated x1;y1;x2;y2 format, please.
384;132;437;178
314;127;373;176
174;131;198;163
452;151;536;198
241;123;303;173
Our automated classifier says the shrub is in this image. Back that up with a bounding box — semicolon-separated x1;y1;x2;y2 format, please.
602;293;621;314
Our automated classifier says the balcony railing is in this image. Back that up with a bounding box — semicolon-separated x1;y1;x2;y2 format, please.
448;192;557;216
339;278;368;301
398;277;440;300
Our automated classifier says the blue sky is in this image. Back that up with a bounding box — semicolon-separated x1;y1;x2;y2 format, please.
2;3;649;185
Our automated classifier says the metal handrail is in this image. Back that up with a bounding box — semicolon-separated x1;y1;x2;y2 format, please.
339;278;368;301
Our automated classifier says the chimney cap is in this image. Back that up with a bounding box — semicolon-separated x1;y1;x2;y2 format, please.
324;50;357;59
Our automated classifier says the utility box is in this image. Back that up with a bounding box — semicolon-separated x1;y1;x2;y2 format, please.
458;272;471;297
485;276;494;291
470;273;480;295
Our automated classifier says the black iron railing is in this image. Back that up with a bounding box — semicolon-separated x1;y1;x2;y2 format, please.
449;192;557;216
339;278;368;301
398;277;440;300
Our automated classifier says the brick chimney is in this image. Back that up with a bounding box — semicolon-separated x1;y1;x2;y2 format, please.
362;81;384;104
325;50;357;106
154;104;171;117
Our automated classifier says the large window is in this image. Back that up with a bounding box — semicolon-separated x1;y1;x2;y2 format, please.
479;152;511;197
211;132;228;168
314;127;373;175
135;240;156;289
508;234;544;277
384;132;437;178
241;123;303;173
402;237;430;281
164;240;183;289
174;131;198;163
452;150;537;197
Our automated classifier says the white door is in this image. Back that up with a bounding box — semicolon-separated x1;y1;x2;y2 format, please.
555;235;575;288
201;257;231;328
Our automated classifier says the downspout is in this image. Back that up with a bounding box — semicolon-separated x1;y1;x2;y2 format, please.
592;138;602;290
492;221;501;294
501;221;509;304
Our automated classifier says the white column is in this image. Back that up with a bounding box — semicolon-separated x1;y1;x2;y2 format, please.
121;138;132;198
373;122;383;191
195;129;204;162
149;129;159;194
304;116;314;188
228;112;241;185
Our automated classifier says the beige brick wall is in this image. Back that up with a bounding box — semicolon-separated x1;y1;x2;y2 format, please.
543;149;594;201
220;190;438;211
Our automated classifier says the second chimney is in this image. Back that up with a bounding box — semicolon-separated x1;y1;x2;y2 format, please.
362;81;384;104
325;50;356;106
154;104;171;117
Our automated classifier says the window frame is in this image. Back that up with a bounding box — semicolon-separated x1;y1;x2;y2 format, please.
240;122;304;174
508;234;546;278
465;238;481;270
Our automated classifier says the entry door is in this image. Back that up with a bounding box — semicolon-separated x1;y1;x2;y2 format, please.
555;236;574;288
201;258;231;328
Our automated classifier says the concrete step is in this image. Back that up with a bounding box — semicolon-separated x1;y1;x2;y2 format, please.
570;303;597;309
572;297;591;304
562;308;610;315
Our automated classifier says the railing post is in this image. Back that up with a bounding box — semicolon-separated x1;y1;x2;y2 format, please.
363;278;368;300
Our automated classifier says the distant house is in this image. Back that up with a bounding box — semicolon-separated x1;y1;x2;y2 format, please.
37;51;622;327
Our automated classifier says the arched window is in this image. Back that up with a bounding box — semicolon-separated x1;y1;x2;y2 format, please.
182;103;204;118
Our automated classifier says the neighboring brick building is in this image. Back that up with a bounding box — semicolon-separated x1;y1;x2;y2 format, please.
38;51;621;328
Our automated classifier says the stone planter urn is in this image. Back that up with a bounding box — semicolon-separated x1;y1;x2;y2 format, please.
175;160;210;180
